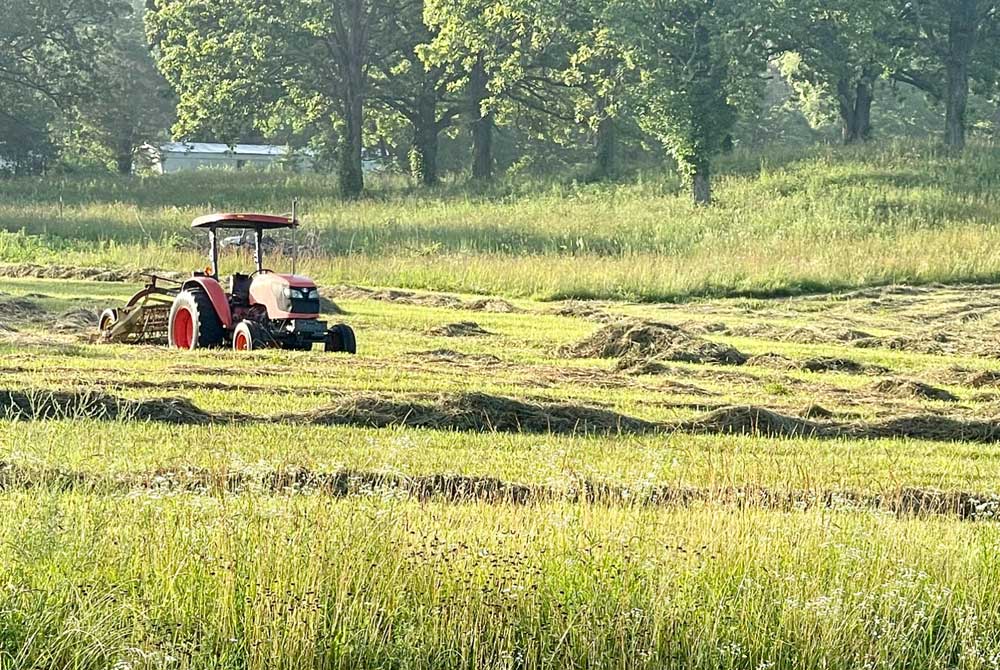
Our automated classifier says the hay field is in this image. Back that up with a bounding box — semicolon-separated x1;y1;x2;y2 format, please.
3;273;1000;668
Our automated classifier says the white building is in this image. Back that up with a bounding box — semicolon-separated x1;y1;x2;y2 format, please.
140;142;314;174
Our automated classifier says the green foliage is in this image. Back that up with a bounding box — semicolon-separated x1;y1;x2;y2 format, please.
0;0;120;174
605;0;768;201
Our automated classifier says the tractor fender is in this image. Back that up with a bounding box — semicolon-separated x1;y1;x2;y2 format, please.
181;277;232;328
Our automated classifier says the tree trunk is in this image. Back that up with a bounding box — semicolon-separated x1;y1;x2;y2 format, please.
944;0;977;150
992;103;1000;144
837;77;873;144
115;138;134;176
692;163;711;205
410;103;440;187
469;53;494;181
339;65;365;197
589;114;618;181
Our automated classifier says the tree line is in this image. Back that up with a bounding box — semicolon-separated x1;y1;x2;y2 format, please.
2;0;998;203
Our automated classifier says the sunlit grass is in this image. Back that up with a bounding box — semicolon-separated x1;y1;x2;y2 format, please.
2;494;1000;669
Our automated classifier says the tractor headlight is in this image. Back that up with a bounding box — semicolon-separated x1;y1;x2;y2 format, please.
283;287;308;300
308;288;320;300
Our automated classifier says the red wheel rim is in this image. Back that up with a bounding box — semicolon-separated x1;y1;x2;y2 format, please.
172;308;194;349
234;331;250;351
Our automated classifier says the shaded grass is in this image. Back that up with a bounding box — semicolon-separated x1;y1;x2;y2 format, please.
2;141;1000;300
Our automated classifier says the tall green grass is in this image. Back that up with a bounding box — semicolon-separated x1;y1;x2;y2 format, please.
3;494;999;670
2;140;999;299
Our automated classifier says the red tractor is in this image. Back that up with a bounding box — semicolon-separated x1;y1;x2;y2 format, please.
99;212;356;353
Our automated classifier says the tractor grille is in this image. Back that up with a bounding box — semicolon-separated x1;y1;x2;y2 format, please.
291;298;320;314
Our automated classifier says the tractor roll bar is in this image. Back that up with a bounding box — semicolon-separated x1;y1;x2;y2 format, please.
205;225;264;277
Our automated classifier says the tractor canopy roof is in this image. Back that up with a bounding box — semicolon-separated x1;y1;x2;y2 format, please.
191;213;297;230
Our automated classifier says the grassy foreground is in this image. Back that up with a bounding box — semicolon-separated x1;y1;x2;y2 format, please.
3;276;1000;667
1;141;1000;300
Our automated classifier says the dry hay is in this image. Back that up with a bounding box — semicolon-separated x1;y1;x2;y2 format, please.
678;321;729;335
869;378;959;402
412;349;503;366
863;415;1000;443
426;321;493;337
464;298;523;313
52;308;102;333
0;263;184;283
286;392;656;436
0;296;45;321
967;370;1000;388
0;389;212;423
675;405;832;438
782;326;875;345
318;297;346;315
546;302;615;322
668;404;1000;444
746;353;881;375
564;319;748;367
802;404;835;419
853;334;946;355
332;285;520;313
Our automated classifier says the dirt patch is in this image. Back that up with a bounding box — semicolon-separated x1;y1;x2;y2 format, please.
563;319;748;367
285;392;656;436
0;389;213;423
332;285;520;313
53;308;102;333
869;378;959;402
426;321;493;337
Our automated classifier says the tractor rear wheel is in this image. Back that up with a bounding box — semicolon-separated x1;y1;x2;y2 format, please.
324;324;357;354
168;289;224;350
232;321;267;351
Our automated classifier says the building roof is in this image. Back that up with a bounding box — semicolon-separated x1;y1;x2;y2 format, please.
156;142;293;157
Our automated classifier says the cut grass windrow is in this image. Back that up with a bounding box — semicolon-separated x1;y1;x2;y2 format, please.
5;387;1000;444
1;462;998;520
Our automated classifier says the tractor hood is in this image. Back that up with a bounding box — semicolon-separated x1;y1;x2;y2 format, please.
250;273;320;318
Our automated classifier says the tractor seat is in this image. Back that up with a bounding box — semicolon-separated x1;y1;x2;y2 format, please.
229;273;252;303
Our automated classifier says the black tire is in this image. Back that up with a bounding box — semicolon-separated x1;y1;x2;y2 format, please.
168;289;225;350
324;324;357;354
232;320;267;351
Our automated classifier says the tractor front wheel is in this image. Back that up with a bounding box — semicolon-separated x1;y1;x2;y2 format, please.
232;321;267;351
324;324;357;354
168;289;224;350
